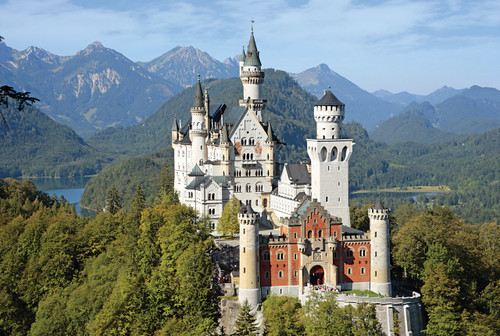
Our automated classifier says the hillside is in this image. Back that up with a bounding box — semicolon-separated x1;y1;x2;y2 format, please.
80;148;173;211
371;86;500;144
0;41;181;137
138;46;238;88
0;103;111;178
291;64;401;130
89;69;318;162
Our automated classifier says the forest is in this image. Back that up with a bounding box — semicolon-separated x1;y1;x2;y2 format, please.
1;174;498;335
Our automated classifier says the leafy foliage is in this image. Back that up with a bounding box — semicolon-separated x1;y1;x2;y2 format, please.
262;295;304;336
218;196;241;236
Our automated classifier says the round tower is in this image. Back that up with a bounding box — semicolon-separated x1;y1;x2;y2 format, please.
238;204;261;308
190;75;207;167
307;89;353;226
369;200;392;297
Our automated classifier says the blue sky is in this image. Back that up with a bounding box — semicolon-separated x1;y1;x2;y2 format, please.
0;0;499;94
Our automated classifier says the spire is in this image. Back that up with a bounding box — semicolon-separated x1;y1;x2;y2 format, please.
241;46;246;62
244;29;261;67
220;123;229;144
266;121;279;142
192;74;204;108
171;117;179;132
373;199;387;210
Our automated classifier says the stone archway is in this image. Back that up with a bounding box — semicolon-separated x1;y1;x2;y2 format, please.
310;265;324;285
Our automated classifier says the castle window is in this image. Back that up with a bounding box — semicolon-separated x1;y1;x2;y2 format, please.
256;200;259;206
333;231;337;238
326;196;329;202
243;247;246;253
293;232;297;239
347;268;352;275
307;230;313;239
294;253;298;260
294;271;298;277
263;251;270;261
278;271;284;278
374;232;377;238
267;170;270;176
375;271;378;277
338;182;341;186
243;228;245;234
333;251;337;258
318;230;323;238
361;267;366;275
265;271;270;279
277;251;285;260
246;184;252;192
359;248;367;257
338;197;341;202
243;267;246;274
375;251;377;257
346;248;354;258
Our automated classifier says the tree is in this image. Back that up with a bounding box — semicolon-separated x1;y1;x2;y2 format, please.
105;185;122;215
157;165;178;205
234;299;258;336
217;196;240;236
303;292;353;336
262;295;304;336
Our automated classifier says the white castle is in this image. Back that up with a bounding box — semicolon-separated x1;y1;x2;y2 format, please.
172;29;351;231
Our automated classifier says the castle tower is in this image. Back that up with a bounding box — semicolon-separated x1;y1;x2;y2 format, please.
369;200;392;297
264;122;279;186
190;75;207;167
238;204;261;307
239;27;266;122
171;117;179;142
307;90;354;226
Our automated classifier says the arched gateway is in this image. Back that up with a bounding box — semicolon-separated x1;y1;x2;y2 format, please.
310;265;324;285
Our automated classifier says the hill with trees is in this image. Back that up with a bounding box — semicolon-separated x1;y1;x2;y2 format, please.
0;103;111;178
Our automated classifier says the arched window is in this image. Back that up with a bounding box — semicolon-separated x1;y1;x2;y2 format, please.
262;251;270;261
277;250;285;260
320;147;327;162
359;248;367;257
347;268;352;275
307;230;313;239
246;184;252;192
341;146;348;161
361;267;366;275
331;147;338;161
278;271;283;278
346;248;354;258
318;230;323;238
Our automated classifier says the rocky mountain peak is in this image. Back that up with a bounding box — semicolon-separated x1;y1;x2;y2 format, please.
78;41;106;56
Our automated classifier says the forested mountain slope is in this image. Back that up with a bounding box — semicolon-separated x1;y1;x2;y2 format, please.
0;104;111;178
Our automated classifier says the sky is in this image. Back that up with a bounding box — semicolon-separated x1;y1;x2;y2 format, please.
0;0;499;95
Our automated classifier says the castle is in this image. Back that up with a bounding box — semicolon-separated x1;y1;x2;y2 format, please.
174;29;422;335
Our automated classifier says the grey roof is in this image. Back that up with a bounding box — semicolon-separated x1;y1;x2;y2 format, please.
171;117;178;131
314;90;344;107
342;225;366;236
188;164;204;177
185;175;230;190
291;199;311;218
285;163;311;185
244;30;262;67
239;204;256;215
180;130;192;144
192;76;204;108
266;121;280;143
294;192;308;201
373;199;386;210
220;123;229;143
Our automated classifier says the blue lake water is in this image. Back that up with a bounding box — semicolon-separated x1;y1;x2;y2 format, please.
26;177;92;216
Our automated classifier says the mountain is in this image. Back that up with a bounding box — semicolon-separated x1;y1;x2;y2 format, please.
138;46;239;88
291;64;401;130
373;86;465;108
370;109;459;144
371;86;500;143
0;103;111;178
0;41;182;137
421;86;465;105
372;90;423;108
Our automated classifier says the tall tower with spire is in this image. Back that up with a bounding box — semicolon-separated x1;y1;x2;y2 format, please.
239;26;266;122
190;75;208;167
307;89;354;226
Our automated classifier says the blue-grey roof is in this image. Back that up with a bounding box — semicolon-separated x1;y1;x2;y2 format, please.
188;164;204;177
185;175;230;190
285;164;310;185
314;90;344;106
342;225;366;236
192;77;204;108
373;199;386;210
244;31;261;67
292;199;311;218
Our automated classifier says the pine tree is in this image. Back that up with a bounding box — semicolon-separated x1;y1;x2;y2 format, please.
130;185;146;220
157;165;178;205
234;299;258;336
105;185;122;215
218;196;240;236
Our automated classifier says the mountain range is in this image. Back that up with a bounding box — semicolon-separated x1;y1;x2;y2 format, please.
371;86;500;144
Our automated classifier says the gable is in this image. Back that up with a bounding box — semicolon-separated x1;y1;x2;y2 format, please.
229;109;267;147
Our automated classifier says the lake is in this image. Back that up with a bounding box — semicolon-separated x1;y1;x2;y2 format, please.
26;177;92;216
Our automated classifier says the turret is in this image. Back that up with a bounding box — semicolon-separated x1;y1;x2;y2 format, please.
369;200;392;297
171;117;179;144
314;90;345;140
239;27;266;121
307;89;353;226
238;204;261;308
190;75;207;167
264;122;279;185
